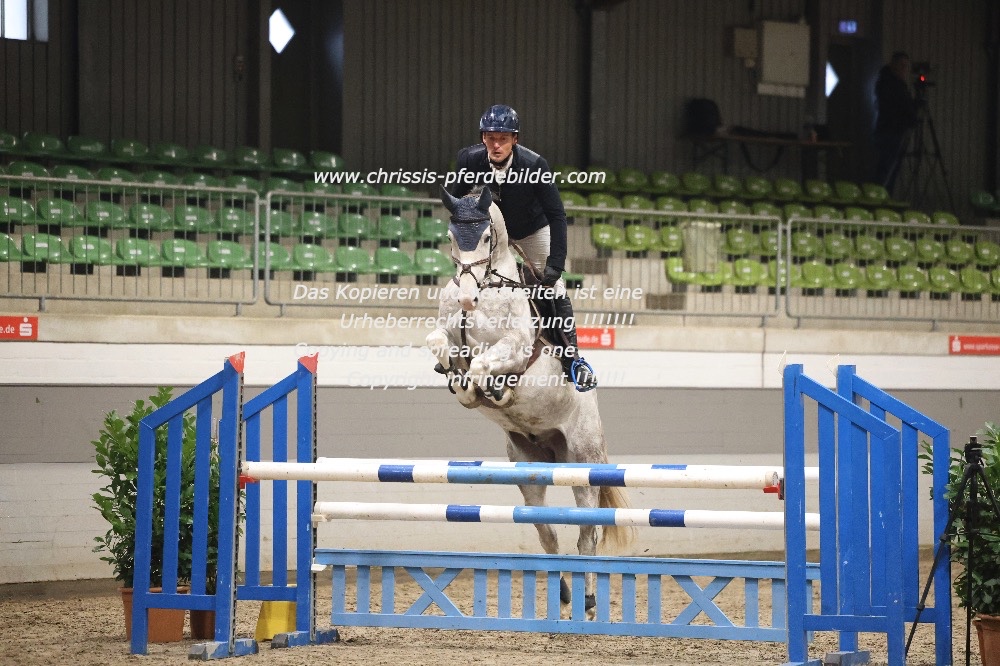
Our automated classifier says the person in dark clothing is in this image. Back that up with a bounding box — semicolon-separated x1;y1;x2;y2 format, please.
873;51;919;193
448;104;597;392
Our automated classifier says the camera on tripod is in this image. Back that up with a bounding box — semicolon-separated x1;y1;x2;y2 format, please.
913;61;934;98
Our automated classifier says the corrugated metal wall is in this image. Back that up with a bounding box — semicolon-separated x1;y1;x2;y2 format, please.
342;0;582;175
76;0;252;149
0;0;76;137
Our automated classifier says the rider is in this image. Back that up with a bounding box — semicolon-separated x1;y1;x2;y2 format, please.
448;104;597;392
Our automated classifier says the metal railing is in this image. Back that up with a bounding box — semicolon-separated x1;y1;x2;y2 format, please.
0;175;260;312
3;175;997;327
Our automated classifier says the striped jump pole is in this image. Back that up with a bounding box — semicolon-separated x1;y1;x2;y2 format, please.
243;459;819;491
311;501;821;531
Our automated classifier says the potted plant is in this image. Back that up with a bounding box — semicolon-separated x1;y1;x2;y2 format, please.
91;386;221;642
924;422;1000;664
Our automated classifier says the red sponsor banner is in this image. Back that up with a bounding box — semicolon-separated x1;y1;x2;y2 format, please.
577;327;615;349
0;316;38;341
949;335;1000;355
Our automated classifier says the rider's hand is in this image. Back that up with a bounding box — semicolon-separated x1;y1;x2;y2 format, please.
541;264;563;287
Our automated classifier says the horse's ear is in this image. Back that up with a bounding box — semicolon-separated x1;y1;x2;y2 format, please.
477;186;492;212
441;186;460;213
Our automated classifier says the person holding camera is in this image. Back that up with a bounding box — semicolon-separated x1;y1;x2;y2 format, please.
448;104;597;392
873;51;920;193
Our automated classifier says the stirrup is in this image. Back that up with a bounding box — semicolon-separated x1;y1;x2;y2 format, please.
569;357;597;392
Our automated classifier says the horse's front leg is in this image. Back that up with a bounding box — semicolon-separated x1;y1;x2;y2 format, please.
426;327;479;407
466;333;531;405
572;486;601;620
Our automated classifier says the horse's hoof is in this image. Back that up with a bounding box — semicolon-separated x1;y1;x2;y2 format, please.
434;363;448;374
559;578;571;604
489;387;514;407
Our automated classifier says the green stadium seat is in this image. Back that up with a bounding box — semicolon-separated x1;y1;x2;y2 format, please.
292;243;337;277
0;232;23;261
653;226;683;255
113;238;161;274
903;210;932;226
265;176;302;193
932;211;960;227
783;203;812;221
191;145;229;169
36;197;84;230
991;268;1000;296
832;262;864;292
959;266;990;298
374;214;413;245
128;203;172;235
915;235;945;266
883;235;916;265
928;264;960;298
693;261;734;289
801;179;832;203
677;172;711;197
233;146;270;171
794;260;834;291
0;196;35;231
413;216;448;246
896;264;930;293
822;233;852;263
182;172;223;189
263;210;297;240
722;226;756;257
729;257;768;290
62;235;113;272
85;201;126;232
6;160;50;178
272;148;309;173
561;191;587;209
853;234;885;264
65;135;108;161
205;240;253;275
842;206;871;222
172;205;216;236
646;171;680;195
790;231;821;260
310;151;346;171
335;244;374;276
298;211;337;241
96;166;137;183
51;163;94;182
742;176;772;200
0;131;20;154
22;132;64;156
615;168;648;193
150;142;189;167
216;207;255;239
664;256;697;284
863;264;897;293
579;166;617;192
111;138;149;162
751;201;782;222
412;247;453;283
655;196;687;226
160;238;208;275
686;198;718;215
373;246;416;282
974;240;1000;269
717;199;751;217
621;224;658;255
758;228;780;260
590;223;625;254
258;242;294;276
708;174;743;199
829;180;861;206
21;232;66;269
944;238;975;266
767;259;799;292
771;178;803;201
621;194;655;215
971;190;1000;216
336;212;374;244
139;170;180;187
874;208;903;223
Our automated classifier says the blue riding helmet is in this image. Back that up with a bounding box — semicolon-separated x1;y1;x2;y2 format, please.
480;105;519;134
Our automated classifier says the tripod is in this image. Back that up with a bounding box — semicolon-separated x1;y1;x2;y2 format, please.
894;91;956;211
906;435;1000;666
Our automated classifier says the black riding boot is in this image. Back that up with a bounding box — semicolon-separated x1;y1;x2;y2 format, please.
552;296;597;392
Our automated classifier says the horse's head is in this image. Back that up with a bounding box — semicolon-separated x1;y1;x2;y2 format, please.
441;186;498;311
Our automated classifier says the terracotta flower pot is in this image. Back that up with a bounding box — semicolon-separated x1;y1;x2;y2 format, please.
189;609;217;640
120;587;186;643
976;614;1000;666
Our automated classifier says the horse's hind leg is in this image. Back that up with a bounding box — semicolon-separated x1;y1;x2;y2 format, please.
573;485;601;620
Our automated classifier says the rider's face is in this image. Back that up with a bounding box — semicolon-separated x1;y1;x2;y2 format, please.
482;132;517;163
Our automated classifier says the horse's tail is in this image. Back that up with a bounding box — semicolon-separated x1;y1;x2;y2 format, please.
599;486;637;553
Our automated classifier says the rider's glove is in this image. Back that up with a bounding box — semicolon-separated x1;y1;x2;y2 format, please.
541;263;563;287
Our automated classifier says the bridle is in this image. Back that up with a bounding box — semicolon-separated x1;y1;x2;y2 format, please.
448;213;520;290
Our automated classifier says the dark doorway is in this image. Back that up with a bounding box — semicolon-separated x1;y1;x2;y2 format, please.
269;1;343;154
825;39;882;183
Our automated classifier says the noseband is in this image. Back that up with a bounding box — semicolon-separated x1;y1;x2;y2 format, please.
449;214;499;289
